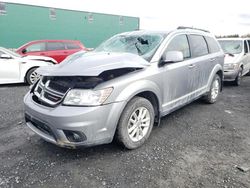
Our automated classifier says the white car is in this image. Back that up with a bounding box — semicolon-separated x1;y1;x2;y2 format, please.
0;47;56;85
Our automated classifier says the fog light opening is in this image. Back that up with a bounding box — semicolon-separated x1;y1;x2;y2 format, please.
63;130;87;143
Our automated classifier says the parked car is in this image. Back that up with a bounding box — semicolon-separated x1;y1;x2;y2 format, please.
218;38;250;85
16;40;87;63
24;28;224;149
0;47;55;85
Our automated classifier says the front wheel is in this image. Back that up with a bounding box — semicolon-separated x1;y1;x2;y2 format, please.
116;97;155;149
203;74;221;104
233;67;243;86
26;67;40;85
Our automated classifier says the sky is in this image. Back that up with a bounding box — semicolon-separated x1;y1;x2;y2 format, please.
4;0;250;35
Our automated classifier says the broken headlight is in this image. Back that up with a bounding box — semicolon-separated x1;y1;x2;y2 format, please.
63;88;113;106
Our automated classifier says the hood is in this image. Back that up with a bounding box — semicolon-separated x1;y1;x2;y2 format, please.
224;53;241;65
36;52;149;76
22;55;57;64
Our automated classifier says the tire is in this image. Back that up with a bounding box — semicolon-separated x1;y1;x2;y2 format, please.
116;97;155;149
203;74;221;104
233;67;243;86
26;67;39;85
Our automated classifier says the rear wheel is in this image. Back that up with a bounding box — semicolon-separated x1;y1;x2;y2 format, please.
26;67;40;85
233;67;243;86
116;97;154;149
203;74;221;104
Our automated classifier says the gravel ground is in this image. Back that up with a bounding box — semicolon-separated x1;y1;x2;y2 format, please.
0;77;250;188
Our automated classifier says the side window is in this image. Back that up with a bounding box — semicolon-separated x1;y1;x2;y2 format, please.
0;51;5;58
0;2;6;15
188;35;209;57
247;40;250;53
26;43;46;52
0;50;5;56
46;42;65;51
244;40;249;53
165;35;190;59
205;36;220;53
64;42;80;50
49;8;56;20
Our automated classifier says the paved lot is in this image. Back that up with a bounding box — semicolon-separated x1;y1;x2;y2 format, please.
0;77;250;188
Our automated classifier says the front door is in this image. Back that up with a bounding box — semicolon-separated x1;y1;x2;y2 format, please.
161;34;195;113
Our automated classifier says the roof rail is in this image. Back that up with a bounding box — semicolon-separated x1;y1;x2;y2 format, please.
177;26;210;33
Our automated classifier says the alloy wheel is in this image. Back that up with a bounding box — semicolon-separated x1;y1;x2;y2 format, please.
127;107;151;142
211;79;220;100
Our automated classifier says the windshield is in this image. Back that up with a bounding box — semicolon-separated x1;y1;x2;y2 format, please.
218;40;243;54
94;33;164;61
1;48;22;58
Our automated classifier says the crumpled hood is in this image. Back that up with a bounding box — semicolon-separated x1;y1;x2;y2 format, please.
22;55;57;63
224;54;241;65
36;52;149;76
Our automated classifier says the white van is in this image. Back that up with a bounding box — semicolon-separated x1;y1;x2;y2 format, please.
218;38;250;86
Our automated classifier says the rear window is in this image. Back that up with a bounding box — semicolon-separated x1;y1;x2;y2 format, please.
64;42;80;50
205;36;220;53
188;35;209;57
26;43;46;52
46;42;65;51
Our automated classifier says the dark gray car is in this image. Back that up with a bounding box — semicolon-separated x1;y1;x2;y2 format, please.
24;28;224;149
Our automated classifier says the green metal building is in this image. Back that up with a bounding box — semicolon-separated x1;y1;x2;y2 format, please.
0;2;139;48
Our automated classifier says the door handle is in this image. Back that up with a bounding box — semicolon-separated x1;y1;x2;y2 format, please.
188;64;196;69
210;58;216;62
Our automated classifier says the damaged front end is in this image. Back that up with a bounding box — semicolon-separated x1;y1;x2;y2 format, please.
24;51;150;148
31;67;142;108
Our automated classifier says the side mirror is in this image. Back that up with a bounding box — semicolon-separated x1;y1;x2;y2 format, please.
0;54;12;59
22;48;27;54
160;51;184;65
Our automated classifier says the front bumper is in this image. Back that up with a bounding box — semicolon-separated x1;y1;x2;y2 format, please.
24;93;126;148
223;69;239;81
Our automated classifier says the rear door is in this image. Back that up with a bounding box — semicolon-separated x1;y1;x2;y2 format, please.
64;42;82;56
45;42;66;63
25;42;46;56
187;34;210;91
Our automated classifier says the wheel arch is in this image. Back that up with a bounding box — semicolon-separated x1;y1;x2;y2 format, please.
216;69;223;91
24;66;39;83
135;91;160;125
206;64;223;92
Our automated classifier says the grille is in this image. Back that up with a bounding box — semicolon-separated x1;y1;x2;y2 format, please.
32;76;102;107
33;77;70;107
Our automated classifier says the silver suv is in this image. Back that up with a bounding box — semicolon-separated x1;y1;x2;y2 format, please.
24;28;224;149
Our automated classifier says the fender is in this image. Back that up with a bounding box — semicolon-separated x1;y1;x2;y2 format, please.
206;64;223;92
115;79;163;111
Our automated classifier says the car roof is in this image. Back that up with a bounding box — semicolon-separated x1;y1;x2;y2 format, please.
27;39;81;43
119;28;214;38
218;38;250;41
